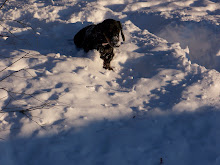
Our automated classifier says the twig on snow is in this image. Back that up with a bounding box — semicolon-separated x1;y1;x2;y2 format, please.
0;102;55;113
0;0;9;10
0;52;29;73
0;68;28;82
20;110;46;130
160;157;163;164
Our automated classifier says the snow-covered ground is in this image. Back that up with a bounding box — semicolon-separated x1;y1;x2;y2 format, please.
0;0;220;164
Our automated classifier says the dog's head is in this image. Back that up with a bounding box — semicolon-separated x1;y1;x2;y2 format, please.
99;19;125;47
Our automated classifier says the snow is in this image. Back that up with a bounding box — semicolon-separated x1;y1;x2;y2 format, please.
0;0;220;164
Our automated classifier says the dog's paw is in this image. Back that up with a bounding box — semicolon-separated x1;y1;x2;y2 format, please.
103;65;114;71
108;67;114;71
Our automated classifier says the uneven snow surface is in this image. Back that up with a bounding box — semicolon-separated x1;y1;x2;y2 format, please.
0;0;220;164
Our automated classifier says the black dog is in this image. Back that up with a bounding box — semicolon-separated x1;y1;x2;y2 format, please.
74;19;125;70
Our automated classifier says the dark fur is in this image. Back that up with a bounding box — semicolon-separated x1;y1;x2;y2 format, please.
74;19;125;70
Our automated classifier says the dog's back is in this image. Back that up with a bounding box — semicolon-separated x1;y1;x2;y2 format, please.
74;25;94;49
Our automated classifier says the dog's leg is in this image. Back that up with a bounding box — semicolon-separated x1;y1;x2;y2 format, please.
99;45;114;70
103;51;114;70
103;60;113;70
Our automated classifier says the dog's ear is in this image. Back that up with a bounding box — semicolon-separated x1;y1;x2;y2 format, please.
118;21;125;42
